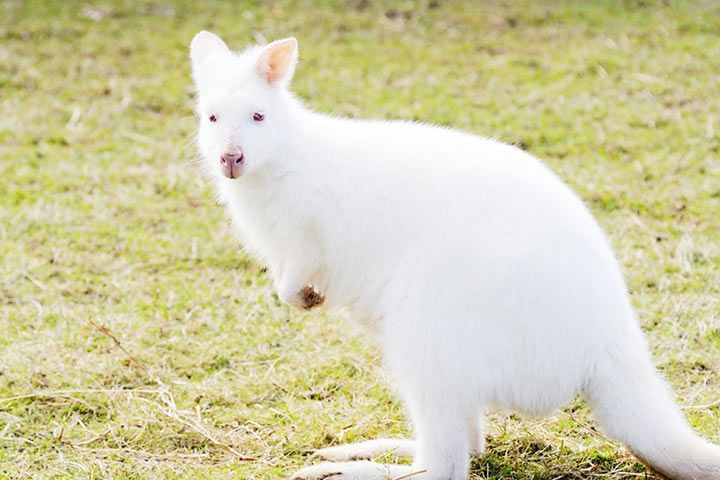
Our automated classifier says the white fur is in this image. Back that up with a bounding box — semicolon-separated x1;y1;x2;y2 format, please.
190;32;720;480
316;439;417;462
292;461;415;480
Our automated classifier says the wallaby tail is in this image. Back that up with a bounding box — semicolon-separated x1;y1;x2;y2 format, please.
585;344;720;480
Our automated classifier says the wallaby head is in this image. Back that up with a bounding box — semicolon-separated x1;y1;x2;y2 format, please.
190;32;298;180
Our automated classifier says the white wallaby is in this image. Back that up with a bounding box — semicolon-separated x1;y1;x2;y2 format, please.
189;32;720;480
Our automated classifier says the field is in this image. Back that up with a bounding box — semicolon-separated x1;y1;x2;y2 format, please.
1;1;719;478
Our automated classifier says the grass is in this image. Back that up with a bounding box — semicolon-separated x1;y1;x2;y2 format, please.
1;0;719;478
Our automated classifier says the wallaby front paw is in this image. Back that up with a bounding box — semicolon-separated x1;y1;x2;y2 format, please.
299;284;325;310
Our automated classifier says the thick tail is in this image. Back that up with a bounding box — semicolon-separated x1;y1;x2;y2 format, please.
585;342;720;479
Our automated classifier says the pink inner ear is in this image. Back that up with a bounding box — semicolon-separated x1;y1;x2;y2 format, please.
266;55;285;83
257;41;295;84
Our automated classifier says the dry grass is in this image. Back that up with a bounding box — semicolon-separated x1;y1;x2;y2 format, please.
1;1;719;478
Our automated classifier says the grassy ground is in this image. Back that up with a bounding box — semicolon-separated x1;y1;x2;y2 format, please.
1;0;719;478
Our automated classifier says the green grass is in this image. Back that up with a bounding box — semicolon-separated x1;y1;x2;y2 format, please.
1;1;719;478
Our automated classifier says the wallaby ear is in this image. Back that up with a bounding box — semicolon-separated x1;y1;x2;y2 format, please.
255;37;298;86
190;31;229;71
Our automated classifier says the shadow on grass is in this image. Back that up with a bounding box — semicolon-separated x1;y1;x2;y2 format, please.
470;435;659;479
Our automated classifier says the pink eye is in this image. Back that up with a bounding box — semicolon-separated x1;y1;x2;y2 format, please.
209;114;217;123
253;112;265;122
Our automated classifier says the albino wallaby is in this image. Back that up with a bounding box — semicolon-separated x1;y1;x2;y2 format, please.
189;32;720;480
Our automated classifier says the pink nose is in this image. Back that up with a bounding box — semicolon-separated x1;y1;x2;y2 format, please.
220;150;243;166
220;149;244;179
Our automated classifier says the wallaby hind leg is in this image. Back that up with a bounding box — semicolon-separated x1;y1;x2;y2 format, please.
291;460;415;480
316;439;416;461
